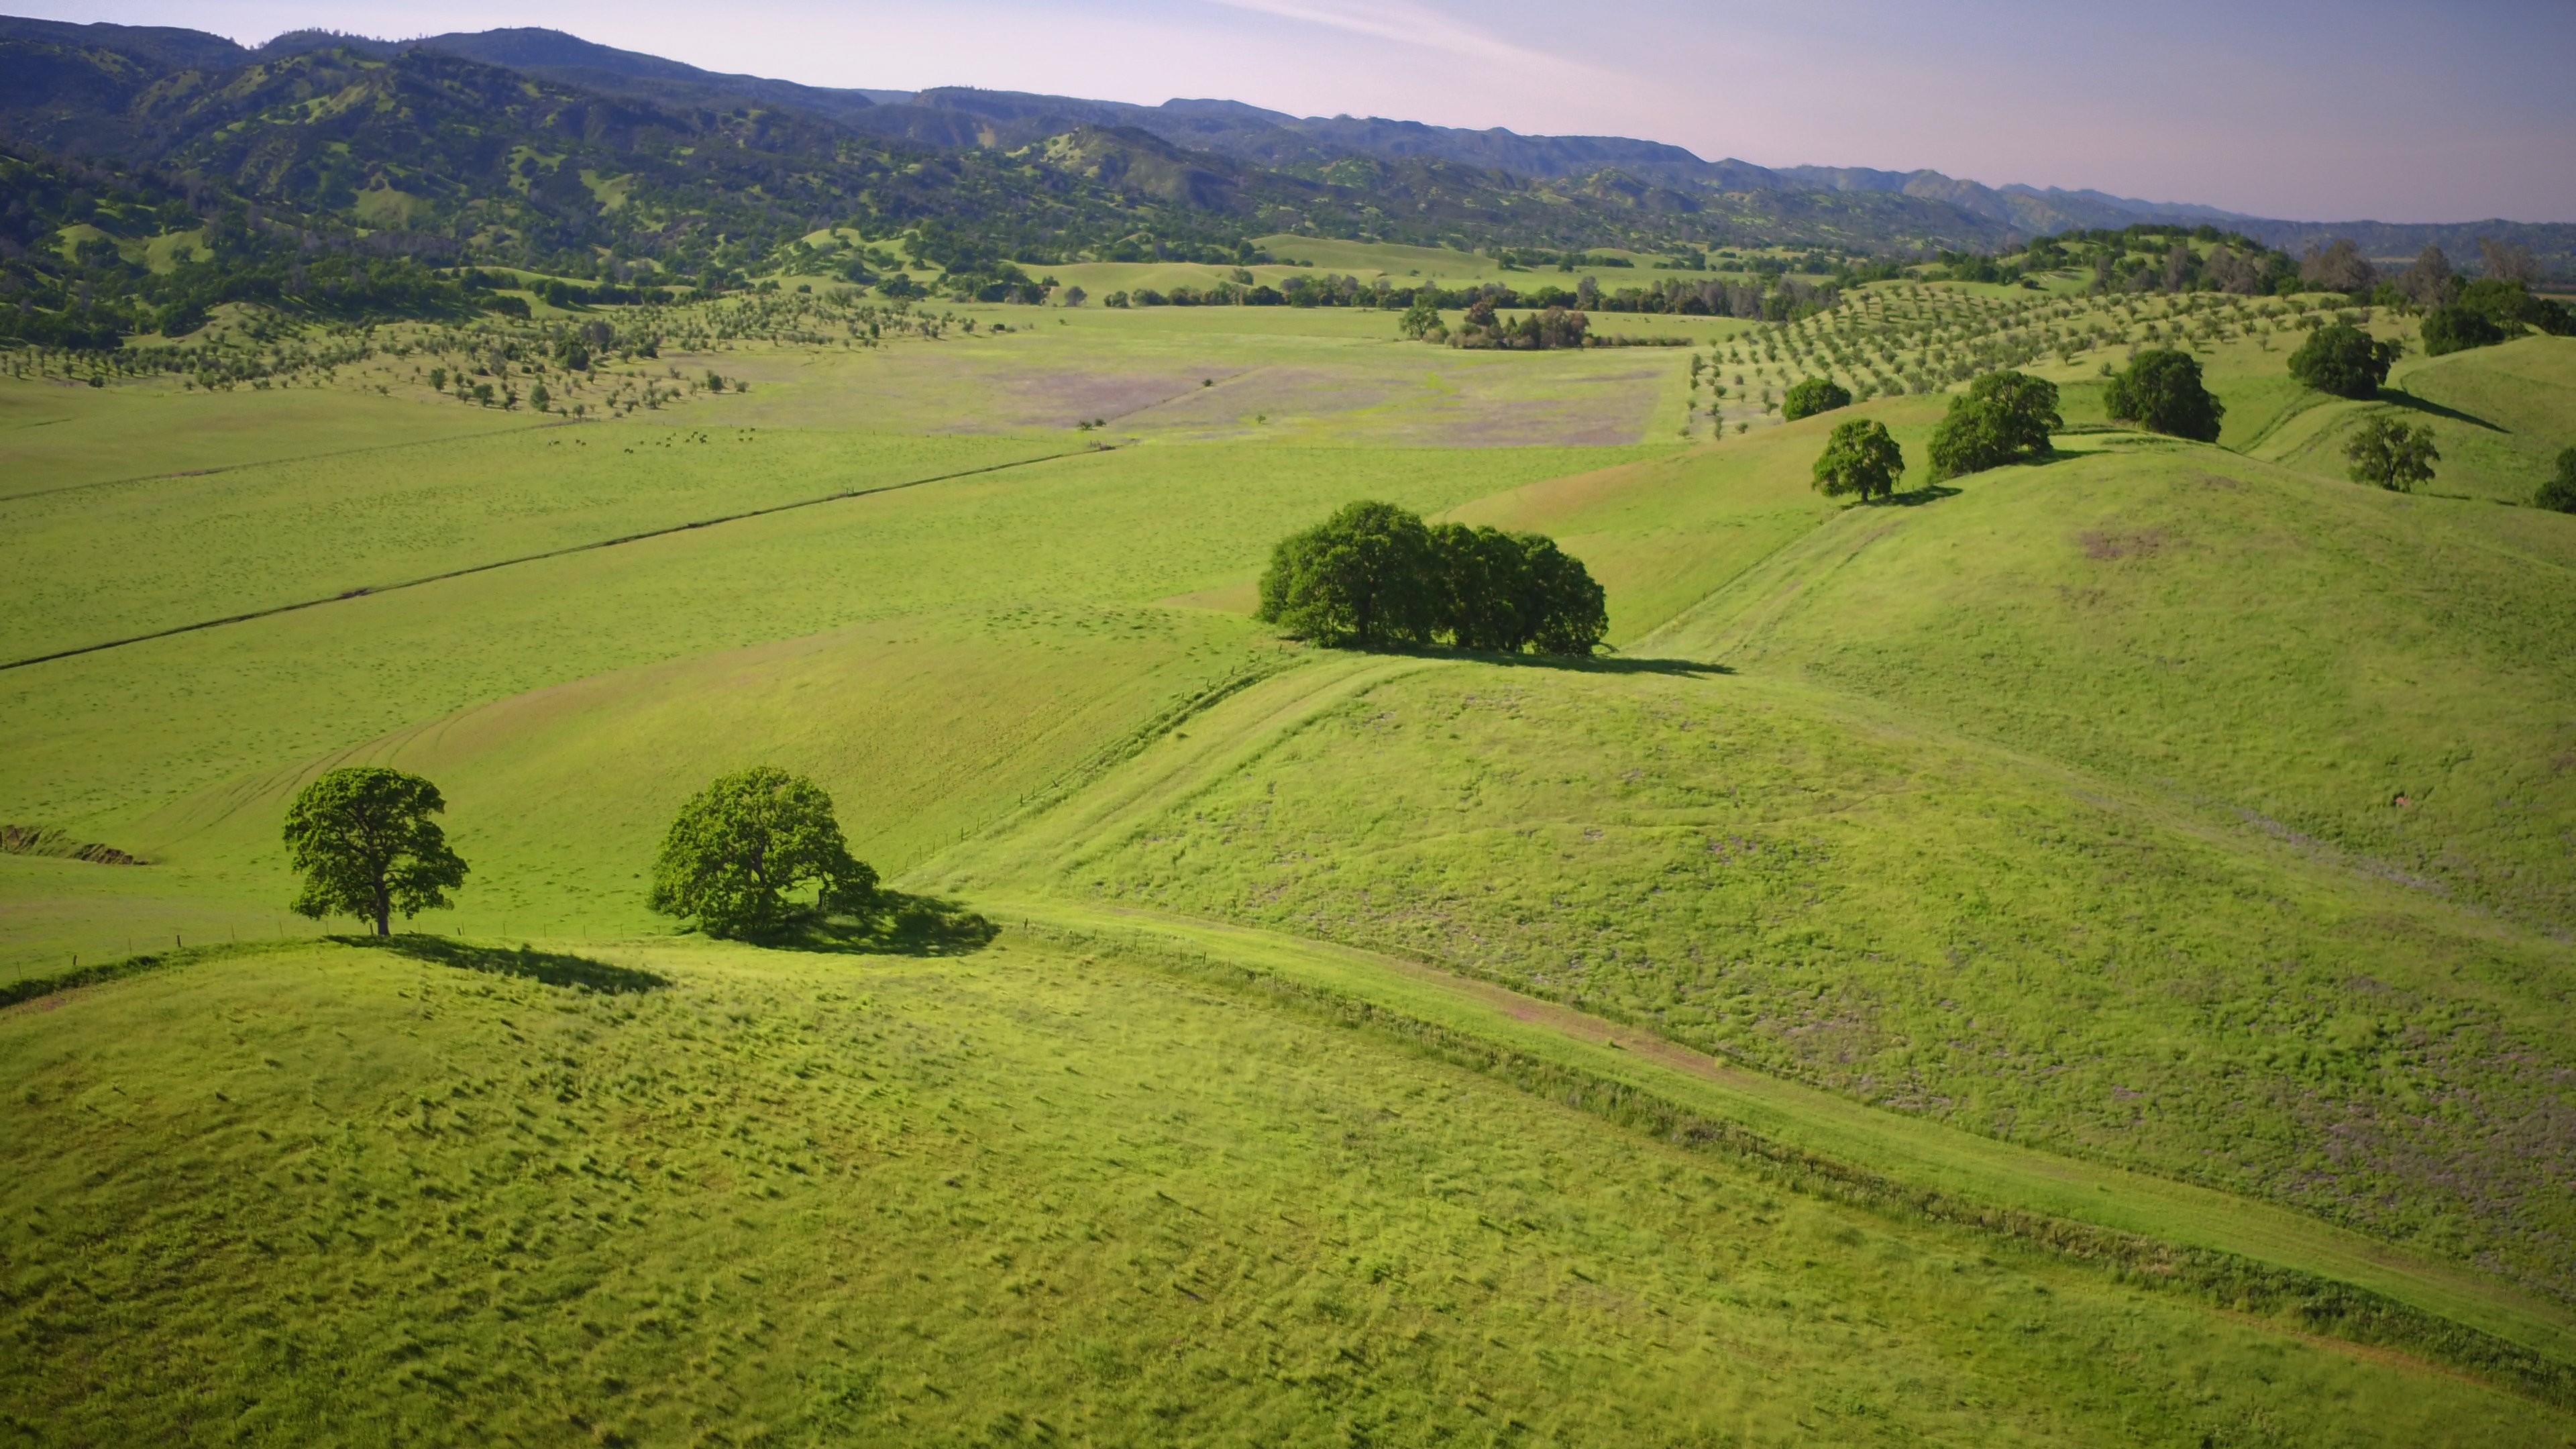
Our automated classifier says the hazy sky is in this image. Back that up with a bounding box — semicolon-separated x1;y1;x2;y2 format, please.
21;0;2576;222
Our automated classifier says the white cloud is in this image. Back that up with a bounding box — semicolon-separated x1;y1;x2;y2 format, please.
1205;0;1597;86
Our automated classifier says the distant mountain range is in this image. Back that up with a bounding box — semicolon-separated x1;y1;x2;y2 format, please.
2;15;2568;276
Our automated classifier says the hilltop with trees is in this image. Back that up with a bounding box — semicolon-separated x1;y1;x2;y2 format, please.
1256;502;1607;655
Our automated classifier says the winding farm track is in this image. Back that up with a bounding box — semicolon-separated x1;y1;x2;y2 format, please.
985;895;2576;1368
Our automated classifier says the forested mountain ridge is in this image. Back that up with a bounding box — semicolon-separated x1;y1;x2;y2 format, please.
1;11;2569;349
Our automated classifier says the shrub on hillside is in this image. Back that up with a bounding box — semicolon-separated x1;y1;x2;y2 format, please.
2287;322;2404;398
1258;502;1605;655
1780;376;1851;421
1258;500;1438;648
2343;415;2440;492
649;766;877;938
2535;448;2576;513
1811;418;1906;502
2420;278;2574;356
1927;370;2061;479
1428;523;1608;654
2102;349;2224;442
2419;304;2506;357
282;767;470;937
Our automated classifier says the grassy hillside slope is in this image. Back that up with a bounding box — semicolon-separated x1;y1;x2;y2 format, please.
1644;437;2576;928
928;649;2576;1301
7;938;2567;1447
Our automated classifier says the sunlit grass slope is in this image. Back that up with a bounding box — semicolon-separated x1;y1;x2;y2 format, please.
1646;438;2576;929
2245;337;2576;505
5;938;2565;1447
927;645;2576;1302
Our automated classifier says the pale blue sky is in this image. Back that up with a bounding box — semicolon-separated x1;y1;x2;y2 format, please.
19;0;2575;222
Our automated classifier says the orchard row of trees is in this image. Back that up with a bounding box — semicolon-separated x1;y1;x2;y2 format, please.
282;764;878;941
1257;502;1608;655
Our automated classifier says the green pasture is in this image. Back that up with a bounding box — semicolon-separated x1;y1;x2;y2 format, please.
0;437;1660;973
633;305;1710;445
0;380;548;500
6;936;2565;1447
0;427;1071;663
7;290;2576;1436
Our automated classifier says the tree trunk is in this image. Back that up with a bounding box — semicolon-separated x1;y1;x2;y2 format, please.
374;882;391;936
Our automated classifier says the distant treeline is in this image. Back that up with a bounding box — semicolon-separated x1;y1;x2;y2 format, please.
1258;502;1607;655
1994;223;2575;317
1095;272;1836;323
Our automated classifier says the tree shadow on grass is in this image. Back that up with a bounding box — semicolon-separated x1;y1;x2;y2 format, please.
747;891;1000;958
1345;644;1729;678
1866;482;1966;506
341;934;673;994
2379;390;2505;432
1472;651;1732;678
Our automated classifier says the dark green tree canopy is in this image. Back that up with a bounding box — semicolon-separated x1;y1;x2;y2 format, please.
1514;534;1610;657
2418;304;2506;356
2421;279;2574;356
2102;349;2224;443
282;766;469;936
2343;415;2440;492
1260;504;1603;656
649;767;878;939
1811;417;1906;502
1256;500;1438;649
2537;447;2576;514
1780;376;1851;421
1927;370;2061;479
2287;323;2403;399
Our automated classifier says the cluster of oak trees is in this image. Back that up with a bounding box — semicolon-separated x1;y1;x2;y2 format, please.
1257;502;1608;655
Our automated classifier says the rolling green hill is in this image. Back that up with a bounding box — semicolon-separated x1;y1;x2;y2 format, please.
6;285;2576;1440
17;936;2571;1446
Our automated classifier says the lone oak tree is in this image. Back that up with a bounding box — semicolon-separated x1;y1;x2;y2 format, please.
649;766;878;938
2287;323;2404;400
1812;417;1906;502
282;767;469;936
2344;415;2440;492
1780;376;1851;421
2102;349;2224;443
1928;370;2061;479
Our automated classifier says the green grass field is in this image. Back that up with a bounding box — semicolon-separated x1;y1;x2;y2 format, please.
7;286;2576;1442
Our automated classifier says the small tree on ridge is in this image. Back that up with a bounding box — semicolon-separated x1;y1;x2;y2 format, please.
2288;322;2402;399
1929;370;2060;479
283;767;470;936
649;767;877;938
2102;350;2224;442
1813;418;1905;502
1781;376;1851;421
2344;415;2439;492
